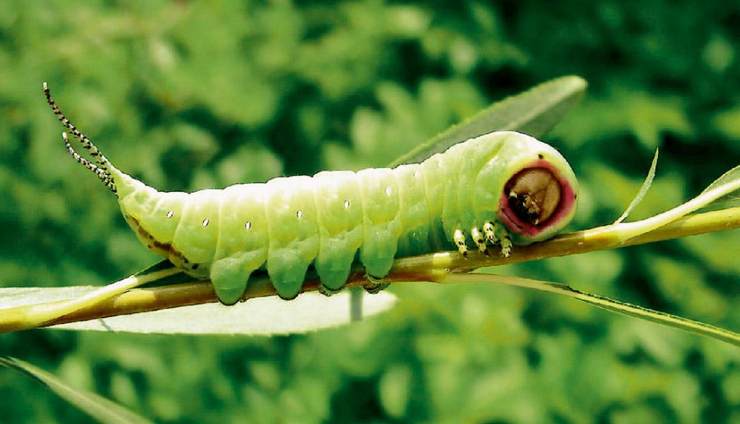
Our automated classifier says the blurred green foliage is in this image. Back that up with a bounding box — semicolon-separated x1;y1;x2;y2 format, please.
0;1;738;422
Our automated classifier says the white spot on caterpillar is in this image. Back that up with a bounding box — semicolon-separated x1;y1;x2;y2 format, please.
245;221;252;230
166;210;174;219
202;218;209;227
296;210;304;219
414;170;420;178
343;200;351;209
385;186;393;196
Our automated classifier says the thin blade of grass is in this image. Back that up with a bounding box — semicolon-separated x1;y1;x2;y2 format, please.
614;148;659;224
442;273;739;346
698;165;740;211
0;356;151;424
388;75;587;166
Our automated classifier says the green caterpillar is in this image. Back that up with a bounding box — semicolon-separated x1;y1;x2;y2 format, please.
44;83;578;305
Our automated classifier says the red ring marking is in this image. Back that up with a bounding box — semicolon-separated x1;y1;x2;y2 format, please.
497;160;576;237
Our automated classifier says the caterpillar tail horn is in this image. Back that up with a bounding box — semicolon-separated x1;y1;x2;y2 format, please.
43;82;118;194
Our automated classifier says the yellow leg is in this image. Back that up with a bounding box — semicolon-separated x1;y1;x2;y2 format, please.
453;229;468;257
470;227;487;253
493;222;512;257
483;221;497;244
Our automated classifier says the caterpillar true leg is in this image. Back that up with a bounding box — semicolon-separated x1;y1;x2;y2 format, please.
470;227;487;253
453;229;468;257
483;221;497;245
500;238;512;257
493;222;513;257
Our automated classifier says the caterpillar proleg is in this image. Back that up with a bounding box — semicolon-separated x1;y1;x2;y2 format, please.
44;83;578;305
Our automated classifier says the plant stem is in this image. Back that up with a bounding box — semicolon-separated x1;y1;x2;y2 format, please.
0;207;738;332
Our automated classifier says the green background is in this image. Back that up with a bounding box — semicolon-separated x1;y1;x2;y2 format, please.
0;1;738;422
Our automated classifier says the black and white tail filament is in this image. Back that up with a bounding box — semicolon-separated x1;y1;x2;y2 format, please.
43;82;117;194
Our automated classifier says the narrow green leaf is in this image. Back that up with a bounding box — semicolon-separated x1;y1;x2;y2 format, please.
0;286;395;335
133;260;191;287
133;259;174;276
387;75;587;166
613;165;740;241
614;148;660;224
0;267;181;332
48;290;396;335
698;165;740;211
442;273;739;346
0;356;151;424
0;264;395;333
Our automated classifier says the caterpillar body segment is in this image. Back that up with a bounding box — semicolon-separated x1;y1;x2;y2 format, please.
393;164;432;257
312;171;364;292
263;176;320;300
356;168;403;279
212;184;269;304
45;84;578;304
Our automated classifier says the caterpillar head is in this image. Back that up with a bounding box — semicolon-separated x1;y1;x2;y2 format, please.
475;132;578;244
498;158;577;243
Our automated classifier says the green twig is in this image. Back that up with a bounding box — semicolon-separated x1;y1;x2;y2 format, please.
0;207;737;333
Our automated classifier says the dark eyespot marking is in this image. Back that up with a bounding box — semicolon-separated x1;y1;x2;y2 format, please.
505;168;561;225
538;153;544;159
